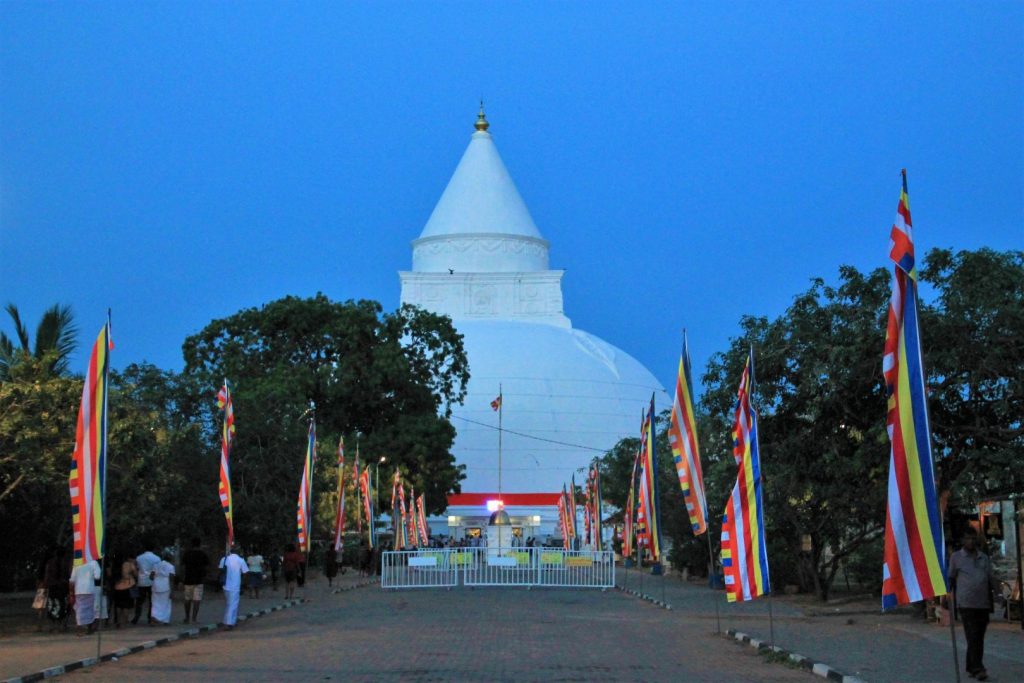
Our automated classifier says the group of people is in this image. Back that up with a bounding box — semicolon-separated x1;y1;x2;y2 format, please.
33;538;316;635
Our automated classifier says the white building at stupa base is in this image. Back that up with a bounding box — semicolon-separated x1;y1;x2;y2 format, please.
401;108;664;542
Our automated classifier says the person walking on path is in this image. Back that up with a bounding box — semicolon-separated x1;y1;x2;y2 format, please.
948;528;1000;681
112;552;138;628
133;543;160;624
219;545;249;629
324;546;338;587
43;548;71;632
282;544;302;599
149;552;175;625
268;550;281;591
180;537;210;624
246;549;264;598
69;558;102;636
357;540;370;578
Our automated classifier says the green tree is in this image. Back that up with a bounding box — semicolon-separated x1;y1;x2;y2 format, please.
920;248;1024;506
181;294;469;551
701;266;891;600
0;356;80;588
0;360;211;588
0;303;78;380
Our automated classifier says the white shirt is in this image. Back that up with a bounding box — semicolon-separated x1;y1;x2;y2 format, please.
136;551;161;587
152;560;175;593
70;560;101;595
247;554;264;573
219;553;249;592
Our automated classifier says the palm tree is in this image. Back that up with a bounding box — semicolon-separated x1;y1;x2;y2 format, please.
0;303;78;380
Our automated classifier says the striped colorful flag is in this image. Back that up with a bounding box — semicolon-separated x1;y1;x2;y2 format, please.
590;464;604;551
721;350;770;602
354;447;362;534
669;333;709;535
568;475;578;541
296;422;316;553
391;470;406;549
558;485;571;549
416;494;429;546
332;437;346;551
638;396;662;563
359;465;374;548
622;444;640;559
490;394;502;411
405;485;418;547
881;171;947;610
216;380;236;548
583;472;593;546
69;317;112;566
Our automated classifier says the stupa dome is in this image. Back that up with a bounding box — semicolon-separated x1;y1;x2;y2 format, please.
399;108;664;497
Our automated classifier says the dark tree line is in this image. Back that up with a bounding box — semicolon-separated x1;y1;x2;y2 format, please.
0;295;469;589
600;248;1023;600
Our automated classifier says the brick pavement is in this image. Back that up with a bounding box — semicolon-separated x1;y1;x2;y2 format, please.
57;585;813;682
0;570;366;682
618;567;1024;683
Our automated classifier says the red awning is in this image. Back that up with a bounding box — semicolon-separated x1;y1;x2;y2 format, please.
447;492;561;507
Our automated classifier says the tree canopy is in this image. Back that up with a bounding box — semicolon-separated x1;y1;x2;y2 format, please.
181;294;470;550
599;247;1023;601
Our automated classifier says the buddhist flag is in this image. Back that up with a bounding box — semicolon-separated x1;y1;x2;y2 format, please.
881;171;947;610
669;333;708;535
391;470;406;549
568;474;578;541
404;485;417;547
622;444;640;559
354;447;362;534
558;486;570;549
332;437;346;551
216;380;236;548
590;464;604;551
583;472;593;546
721;350;770;602
69;316;112;566
359;465;374;548
638;396;662;562
416;494;429;546
296;422;316;553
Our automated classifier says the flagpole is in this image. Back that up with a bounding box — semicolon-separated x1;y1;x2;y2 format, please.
706;532;721;633
893;169;960;683
96;310;112;660
493;387;497;505
305;402;316;571
747;346;776;648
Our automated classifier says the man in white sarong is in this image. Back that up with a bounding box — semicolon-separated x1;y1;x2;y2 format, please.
150;553;175;624
219;545;249;629
69;558;102;635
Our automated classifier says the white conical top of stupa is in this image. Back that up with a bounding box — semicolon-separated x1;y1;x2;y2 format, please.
399;109;666;498
412;105;551;274
419;105;543;242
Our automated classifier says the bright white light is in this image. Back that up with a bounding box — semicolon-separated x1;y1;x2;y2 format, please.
486;499;504;512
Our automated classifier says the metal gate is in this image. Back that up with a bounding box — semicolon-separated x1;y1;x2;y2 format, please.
381;547;615;589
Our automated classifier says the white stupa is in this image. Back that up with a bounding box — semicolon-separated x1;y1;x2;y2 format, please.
400;108;664;539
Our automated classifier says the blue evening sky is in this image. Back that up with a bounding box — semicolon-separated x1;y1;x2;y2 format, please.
2;2;1021;398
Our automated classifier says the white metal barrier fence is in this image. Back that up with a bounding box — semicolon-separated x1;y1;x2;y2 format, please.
381;547;615;589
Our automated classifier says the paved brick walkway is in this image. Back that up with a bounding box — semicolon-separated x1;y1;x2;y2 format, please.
0;571;367;682
618;567;1024;683
56;585;812;682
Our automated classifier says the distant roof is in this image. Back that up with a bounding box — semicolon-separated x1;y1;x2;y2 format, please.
448;493;561;507
419;111;542;240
